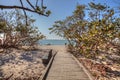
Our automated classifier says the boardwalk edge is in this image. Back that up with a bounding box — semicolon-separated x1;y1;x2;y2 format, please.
71;54;95;80
40;50;57;80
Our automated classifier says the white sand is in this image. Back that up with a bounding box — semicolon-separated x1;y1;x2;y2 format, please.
0;45;66;80
0;48;50;80
39;45;66;52
1;45;119;80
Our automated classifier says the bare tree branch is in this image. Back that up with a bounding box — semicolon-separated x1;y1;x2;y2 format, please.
36;0;39;7
0;3;49;16
26;0;36;10
41;0;43;10
20;0;28;25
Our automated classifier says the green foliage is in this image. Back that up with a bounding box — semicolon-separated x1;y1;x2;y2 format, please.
89;2;106;10
49;3;120;58
0;10;45;48
46;10;51;16
35;5;51;16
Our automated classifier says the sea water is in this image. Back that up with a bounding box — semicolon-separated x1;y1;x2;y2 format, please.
39;39;69;45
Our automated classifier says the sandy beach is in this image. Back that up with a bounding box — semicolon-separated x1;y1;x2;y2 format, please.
0;46;53;80
39;45;66;51
0;45;66;80
0;45;120;80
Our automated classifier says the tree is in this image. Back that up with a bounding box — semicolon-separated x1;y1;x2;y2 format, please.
49;2;120;58
0;0;51;16
0;0;51;25
0;10;45;48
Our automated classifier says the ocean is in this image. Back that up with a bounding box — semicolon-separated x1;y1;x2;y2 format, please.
39;39;69;45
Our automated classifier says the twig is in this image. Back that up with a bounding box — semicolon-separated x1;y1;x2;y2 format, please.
36;0;39;7
26;0;36;10
5;74;13;80
20;0;28;26
41;0;43;11
0;5;48;16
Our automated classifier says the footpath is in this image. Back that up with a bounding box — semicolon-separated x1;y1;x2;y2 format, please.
46;46;91;80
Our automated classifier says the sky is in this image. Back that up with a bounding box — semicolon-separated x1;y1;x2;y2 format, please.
0;0;120;39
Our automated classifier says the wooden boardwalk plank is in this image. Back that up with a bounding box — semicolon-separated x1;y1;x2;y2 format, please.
46;50;90;80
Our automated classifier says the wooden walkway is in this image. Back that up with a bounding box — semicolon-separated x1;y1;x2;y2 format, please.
46;47;91;80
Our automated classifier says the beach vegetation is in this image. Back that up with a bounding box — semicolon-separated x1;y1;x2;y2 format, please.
0;10;45;49
49;2;120;79
49;2;120;58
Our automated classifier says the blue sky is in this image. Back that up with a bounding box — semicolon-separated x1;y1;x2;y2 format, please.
0;0;119;39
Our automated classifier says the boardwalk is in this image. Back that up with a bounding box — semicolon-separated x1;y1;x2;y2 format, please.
45;46;91;80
